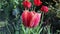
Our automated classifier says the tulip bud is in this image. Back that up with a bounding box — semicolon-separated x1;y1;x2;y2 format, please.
34;0;42;6
22;1;31;9
21;10;41;28
40;5;48;13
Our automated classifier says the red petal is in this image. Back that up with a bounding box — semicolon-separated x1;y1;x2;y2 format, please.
30;13;41;27
26;12;33;27
21;10;29;27
22;10;33;27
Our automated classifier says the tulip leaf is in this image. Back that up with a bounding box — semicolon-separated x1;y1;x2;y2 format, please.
38;27;43;34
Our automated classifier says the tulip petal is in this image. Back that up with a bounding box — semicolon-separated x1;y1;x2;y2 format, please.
22;10;29;27
26;12;33;27
33;13;41;27
30;13;41;27
22;10;33;27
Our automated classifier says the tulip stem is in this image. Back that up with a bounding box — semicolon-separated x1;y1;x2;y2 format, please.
40;12;44;26
26;28;31;34
29;29;30;34
47;25;51;34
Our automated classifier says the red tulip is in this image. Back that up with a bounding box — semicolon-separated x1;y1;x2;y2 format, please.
40;5;48;13
34;0;42;6
22;1;31;9
21;10;41;28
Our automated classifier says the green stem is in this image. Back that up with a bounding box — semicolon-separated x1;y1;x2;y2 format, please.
26;28;31;34
40;12;44;27
47;26;51;34
29;29;30;34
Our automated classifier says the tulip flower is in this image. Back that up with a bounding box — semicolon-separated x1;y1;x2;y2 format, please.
34;0;42;6
40;5;49;13
22;1;31;9
21;10;41;28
